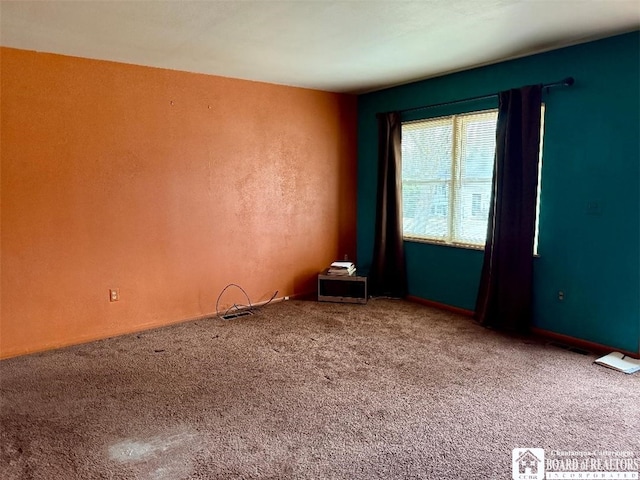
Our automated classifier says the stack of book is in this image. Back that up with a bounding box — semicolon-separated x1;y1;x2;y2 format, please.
327;261;356;276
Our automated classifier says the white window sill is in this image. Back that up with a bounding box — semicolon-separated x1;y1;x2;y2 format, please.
403;236;541;257
403;237;485;251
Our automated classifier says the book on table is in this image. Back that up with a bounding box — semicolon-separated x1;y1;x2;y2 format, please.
328;261;356;276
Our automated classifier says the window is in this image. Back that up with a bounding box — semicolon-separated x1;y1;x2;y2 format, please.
402;110;496;246
401;108;544;249
471;193;482;217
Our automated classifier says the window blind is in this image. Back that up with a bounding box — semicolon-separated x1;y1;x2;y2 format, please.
401;110;498;246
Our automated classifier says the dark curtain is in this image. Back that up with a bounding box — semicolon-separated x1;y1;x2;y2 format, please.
475;85;542;332
370;112;407;297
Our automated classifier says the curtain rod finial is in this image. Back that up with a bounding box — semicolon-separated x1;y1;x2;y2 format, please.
563;77;575;86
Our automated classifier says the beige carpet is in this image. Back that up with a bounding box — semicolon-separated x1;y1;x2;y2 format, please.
1;298;638;479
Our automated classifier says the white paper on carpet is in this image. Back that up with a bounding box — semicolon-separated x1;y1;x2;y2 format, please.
594;352;640;374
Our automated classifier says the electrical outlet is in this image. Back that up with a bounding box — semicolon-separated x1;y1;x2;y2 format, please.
109;288;120;302
586;201;602;216
558;290;565;301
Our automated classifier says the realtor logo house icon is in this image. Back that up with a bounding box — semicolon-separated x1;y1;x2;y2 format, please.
512;448;545;480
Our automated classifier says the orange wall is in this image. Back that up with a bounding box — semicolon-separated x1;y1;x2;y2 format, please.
0;47;357;359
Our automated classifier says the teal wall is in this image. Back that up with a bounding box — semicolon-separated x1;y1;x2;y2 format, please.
357;32;640;353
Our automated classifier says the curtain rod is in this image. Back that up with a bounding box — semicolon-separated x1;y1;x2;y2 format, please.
390;77;575;116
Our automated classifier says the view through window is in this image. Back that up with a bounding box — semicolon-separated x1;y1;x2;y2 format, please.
401;107;544;249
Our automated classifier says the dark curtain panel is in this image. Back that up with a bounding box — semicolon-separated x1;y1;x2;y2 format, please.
370;112;407;297
475;85;542;332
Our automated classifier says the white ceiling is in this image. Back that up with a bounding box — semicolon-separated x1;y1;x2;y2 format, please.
1;1;638;94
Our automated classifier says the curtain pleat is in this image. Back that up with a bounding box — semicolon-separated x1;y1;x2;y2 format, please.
370;112;408;298
475;85;543;332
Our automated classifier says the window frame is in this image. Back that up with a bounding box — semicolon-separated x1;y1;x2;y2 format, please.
400;106;545;252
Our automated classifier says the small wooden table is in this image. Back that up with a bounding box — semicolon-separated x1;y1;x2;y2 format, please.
317;269;368;304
